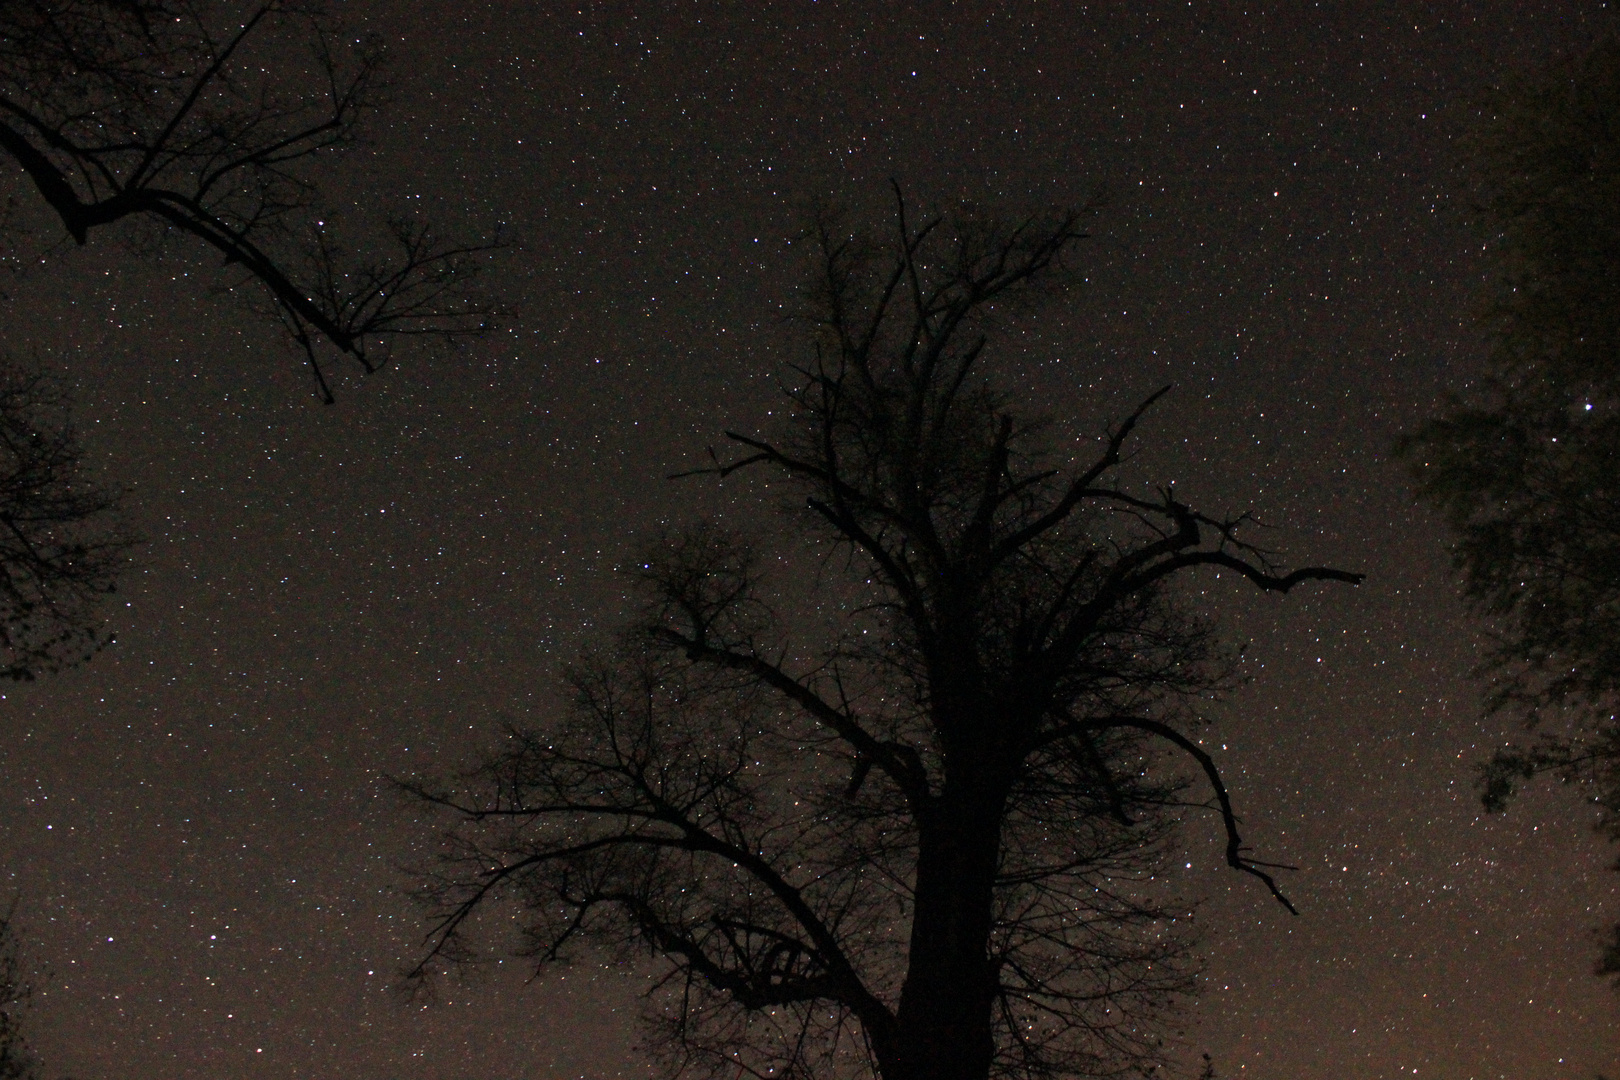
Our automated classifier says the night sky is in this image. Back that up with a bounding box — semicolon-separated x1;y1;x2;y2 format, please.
2;2;1618;1078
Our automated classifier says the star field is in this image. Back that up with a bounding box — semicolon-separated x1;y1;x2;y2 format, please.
1;2;1617;1078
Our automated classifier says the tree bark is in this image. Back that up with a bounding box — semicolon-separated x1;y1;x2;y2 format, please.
884;744;1010;1080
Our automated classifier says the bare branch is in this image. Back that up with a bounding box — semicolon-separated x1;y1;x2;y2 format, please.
0;0;502;392
1083;717;1299;914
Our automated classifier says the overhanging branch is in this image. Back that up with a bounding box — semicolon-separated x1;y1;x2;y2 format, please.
1085;716;1300;914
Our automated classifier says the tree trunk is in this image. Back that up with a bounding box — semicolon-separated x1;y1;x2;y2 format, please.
881;781;1007;1080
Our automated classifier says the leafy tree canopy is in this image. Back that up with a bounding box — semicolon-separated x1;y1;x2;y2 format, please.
1402;34;1620;977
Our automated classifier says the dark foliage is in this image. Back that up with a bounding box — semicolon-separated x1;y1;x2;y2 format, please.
0;357;128;680
1400;36;1620;977
404;194;1361;1080
0;902;38;1080
0;0;500;399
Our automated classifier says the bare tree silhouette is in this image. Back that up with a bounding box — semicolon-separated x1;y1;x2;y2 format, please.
404;193;1362;1080
0;0;500;399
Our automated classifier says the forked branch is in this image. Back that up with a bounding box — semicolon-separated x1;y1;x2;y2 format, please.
1091;717;1300;914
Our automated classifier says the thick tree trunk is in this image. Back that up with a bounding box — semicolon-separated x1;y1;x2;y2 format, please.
880;782;1007;1080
